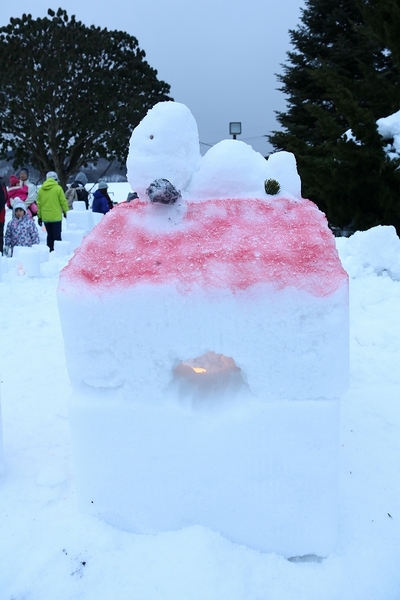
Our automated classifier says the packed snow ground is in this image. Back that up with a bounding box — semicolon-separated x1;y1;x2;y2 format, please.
1;204;400;599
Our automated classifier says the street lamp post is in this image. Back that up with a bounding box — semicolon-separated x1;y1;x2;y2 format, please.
229;122;242;140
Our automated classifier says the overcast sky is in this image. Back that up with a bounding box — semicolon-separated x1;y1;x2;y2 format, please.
1;1;304;156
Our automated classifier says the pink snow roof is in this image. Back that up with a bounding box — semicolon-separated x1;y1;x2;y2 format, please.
59;198;347;297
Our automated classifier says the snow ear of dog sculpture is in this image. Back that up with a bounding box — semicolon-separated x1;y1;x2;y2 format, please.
57;101;349;558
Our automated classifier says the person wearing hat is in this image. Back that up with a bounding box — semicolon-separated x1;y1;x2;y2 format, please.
37;171;69;252
18;168;38;210
68;171;89;210
4;199;40;257
7;174;28;208
0;176;8;255
91;180;113;214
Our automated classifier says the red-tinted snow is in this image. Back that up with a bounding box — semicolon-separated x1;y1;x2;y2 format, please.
60;198;348;297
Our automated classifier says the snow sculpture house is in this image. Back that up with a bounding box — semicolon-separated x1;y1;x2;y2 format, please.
57;102;349;558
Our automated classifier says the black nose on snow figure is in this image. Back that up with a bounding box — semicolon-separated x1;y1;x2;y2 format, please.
146;179;181;205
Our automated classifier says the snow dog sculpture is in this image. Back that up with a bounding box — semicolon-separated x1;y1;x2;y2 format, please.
57;102;349;558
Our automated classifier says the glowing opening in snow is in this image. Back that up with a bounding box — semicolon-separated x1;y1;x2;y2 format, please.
175;352;240;378
172;352;247;404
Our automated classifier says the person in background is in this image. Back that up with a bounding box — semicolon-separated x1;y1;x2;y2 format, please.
4;200;40;256
37;171;69;252
7;175;28;208
0;176;8;255
18;168;38;213
69;171;89;209
92;180;113;214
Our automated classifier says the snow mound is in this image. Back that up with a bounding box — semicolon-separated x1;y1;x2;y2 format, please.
336;225;400;280
187;140;269;199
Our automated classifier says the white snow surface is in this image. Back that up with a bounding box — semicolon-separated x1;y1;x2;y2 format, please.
1;205;400;598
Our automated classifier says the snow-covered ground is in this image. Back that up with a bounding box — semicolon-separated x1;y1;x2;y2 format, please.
1;202;400;599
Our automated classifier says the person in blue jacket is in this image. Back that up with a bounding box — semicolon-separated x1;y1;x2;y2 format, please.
92;180;113;214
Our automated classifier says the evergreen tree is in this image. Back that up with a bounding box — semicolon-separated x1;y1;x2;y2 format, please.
269;0;400;234
357;0;400;71
0;8;172;187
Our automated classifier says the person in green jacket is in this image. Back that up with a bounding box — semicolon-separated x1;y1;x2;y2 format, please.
37;171;69;251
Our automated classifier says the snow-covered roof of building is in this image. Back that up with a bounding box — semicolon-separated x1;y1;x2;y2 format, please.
59;195;347;298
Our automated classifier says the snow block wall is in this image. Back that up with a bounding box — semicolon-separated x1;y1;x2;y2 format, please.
61;199;98;254
57;102;349;558
0;389;4;476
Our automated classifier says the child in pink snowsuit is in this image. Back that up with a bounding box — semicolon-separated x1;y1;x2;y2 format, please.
7;175;28;208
